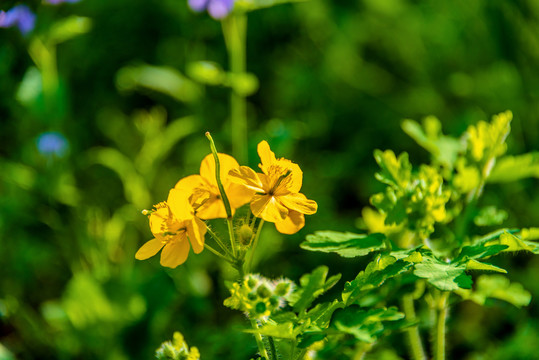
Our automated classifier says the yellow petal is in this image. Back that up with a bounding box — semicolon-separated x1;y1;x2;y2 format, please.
168;188;193;220
196;196;228;220
251;194;288;222
228;166;265;193
174;174;205;192
135;238;165;260
279;192;317;215
187;217;206;254
275;211;305;234
149;207;169;235
200;153;240;188
160;235;190;268
226;182;255;209
276;159;303;193
257;140;277;173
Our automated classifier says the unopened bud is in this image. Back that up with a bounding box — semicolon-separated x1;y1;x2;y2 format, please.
238;224;253;245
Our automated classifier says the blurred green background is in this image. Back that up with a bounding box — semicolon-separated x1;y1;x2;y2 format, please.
1;0;539;359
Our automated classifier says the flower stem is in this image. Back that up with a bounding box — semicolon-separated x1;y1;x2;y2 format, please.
433;291;449;360
205;224;233;257
402;294;426;360
250;319;270;360
205;132;237;257
203;243;230;262
222;13;248;164
246;219;264;273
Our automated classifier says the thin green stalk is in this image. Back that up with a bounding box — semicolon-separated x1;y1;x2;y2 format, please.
250;319;270;360
246;219;264;273
205;224;233;258
203;243;230;262
402;294;426;360
205;132;237;257
267;335;277;360
222;14;248;164
434;292;449;360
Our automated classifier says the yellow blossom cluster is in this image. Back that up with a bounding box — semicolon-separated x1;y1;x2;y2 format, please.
135;140;317;268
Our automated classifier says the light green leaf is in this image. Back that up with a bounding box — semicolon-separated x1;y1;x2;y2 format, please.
342;255;412;305
331;306;405;343
48;16;92;45
301;231;385;257
244;322;296;339
487;231;539;254
186;61;225;85
456;275;531;308
465;259;507;273
487;152;539;183
520;228;539;241
373;150;412;189
116;64;201;103
303;300;344;329
290;266;341;313
413;255;472;291
473;206;508;226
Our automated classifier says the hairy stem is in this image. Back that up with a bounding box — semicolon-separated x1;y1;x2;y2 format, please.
250;319;270;360
402;294;426;360
434;292;449;360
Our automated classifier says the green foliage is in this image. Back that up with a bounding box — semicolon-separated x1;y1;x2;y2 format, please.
331;306;405;343
488;152;539;183
155;332;200;360
456;275;531;308
289;266;341;314
300;231;385;257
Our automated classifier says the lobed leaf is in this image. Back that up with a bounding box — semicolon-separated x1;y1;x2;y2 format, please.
456;275;531;308
290;266;341;313
413;255;472;291
373;149;412;189
487;152;539;183
301;231;385;257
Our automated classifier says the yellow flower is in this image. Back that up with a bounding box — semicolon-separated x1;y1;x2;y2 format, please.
229;141;317;234
135;189;206;268
174;153;253;220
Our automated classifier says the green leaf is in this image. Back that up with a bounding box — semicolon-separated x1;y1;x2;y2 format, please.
456;275;531;308
331;306;405;343
116;64;201;103
465;259;507;273
487;231;539;254
303;300;344;329
401;117;461;168
373;150;412;189
487;152;539;183
473;206;508;226
413;255;472;291
342;255;412;305
301;231;385;257
290;266;341;313
244;322;296;339
48;16;92;45
520;228;539;241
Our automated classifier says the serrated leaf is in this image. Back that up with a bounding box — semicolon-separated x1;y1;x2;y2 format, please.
331;306;405;343
290;266;341;313
303;300;344;329
466;259;507;273
301;231;385;257
413;255;472;291
487;231;539;254
342;255;411;305
520;228;539;241
373;150;412;189
487;152;539;183
456;275;531;308
244;322;296;339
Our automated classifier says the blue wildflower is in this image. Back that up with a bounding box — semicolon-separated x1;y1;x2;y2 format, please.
36;132;69;157
45;0;81;4
188;0;234;20
0;5;36;35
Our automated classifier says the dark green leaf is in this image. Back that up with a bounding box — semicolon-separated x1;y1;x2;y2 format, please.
290;266;341;313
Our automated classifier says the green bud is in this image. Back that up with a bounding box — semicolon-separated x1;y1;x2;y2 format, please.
247;292;258;301
247;276;258;289
274;282;291;297
255;301;267;314
269;295;280;307
238;224;253;245
256;285;272;299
